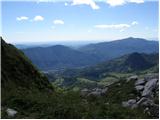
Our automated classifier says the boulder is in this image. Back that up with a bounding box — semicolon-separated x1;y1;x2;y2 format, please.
87;91;101;97
6;108;17;117
81;88;89;96
142;79;158;97
135;79;145;86
135;85;144;91
101;88;108;95
144;74;159;82
122;99;137;108
127;75;138;82
137;97;153;107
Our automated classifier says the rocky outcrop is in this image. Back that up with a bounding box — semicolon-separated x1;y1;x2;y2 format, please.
122;73;159;118
122;99;137;109
81;87;108;97
142;78;158;97
127;75;138;82
135;79;145;86
6;108;17;118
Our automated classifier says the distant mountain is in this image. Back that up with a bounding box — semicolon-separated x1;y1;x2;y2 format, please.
79;37;158;61
52;52;158;80
22;45;100;71
22;37;158;71
1;38;53;111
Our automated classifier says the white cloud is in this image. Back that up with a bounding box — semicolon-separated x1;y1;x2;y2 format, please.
71;0;100;10
94;21;139;31
64;2;68;6
106;0;125;6
129;0;144;3
16;16;29;21
53;20;64;25
106;0;144;6
33;16;44;21
94;24;130;29
131;21;138;25
119;29;125;32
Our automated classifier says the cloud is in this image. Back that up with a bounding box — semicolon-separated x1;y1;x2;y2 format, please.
94;24;130;29
131;21;138;25
64;2;68;6
94;21;139;32
129;0;144;3
71;0;100;10
106;0;144;6
53;20;64;25
33;16;44;21
106;0;126;6
16;16;29;21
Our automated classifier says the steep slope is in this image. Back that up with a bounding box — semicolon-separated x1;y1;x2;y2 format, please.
79;37;158;61
22;45;100;71
1;38;53;117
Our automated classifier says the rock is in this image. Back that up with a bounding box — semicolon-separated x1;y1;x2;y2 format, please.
122;99;137;108
6;108;17;117
137;97;153;107
101;88;108;95
144;74;159;82
142;79;158;97
127;75;138;82
87;91;101;97
135;79;145;86
144;107;150;115
135;85;144;91
81;88;89;96
93;88;102;92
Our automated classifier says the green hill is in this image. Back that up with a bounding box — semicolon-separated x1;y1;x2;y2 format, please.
1;38;53;118
49;52;158;80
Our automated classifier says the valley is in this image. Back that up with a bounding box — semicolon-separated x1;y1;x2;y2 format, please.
1;37;159;119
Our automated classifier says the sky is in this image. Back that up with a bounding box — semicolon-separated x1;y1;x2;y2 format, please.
1;0;159;44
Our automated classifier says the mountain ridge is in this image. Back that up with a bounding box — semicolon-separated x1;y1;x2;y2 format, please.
22;37;158;71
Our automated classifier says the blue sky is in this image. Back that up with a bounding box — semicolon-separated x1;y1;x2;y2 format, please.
1;0;158;43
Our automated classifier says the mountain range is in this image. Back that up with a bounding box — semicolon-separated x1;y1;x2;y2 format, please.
22;45;100;71
1;37;159;119
22;37;158;71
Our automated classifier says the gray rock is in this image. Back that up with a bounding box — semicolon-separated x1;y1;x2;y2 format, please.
81;88;89;96
122;99;137;108
137;97;153;107
135;79;145;86
135;85;144;91
142;79;158;97
101;88;108;95
144;74;159;82
6;108;17;117
127;75;138;82
87;91;101;97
